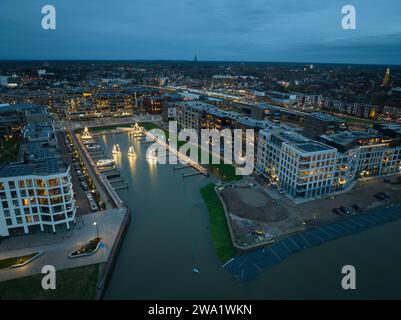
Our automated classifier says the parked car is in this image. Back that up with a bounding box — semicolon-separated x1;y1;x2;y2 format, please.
374;193;387;201
279;189;285;194
332;208;344;216
379;192;391;199
352;204;364;212
339;206;352;215
86;193;93;200
269;184;277;190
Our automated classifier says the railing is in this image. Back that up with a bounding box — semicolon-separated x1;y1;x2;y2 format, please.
143;129;208;175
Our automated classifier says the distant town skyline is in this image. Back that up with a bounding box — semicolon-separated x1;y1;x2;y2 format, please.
0;0;400;64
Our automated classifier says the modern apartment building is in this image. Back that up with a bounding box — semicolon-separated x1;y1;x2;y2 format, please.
303;112;347;140
257;125;401;200
0;113;76;237
0;103;46;137
256;129;337;199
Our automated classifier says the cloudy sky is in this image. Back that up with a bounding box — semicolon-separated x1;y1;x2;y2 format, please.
0;0;400;64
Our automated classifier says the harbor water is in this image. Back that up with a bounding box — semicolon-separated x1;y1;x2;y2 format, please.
102;132;401;299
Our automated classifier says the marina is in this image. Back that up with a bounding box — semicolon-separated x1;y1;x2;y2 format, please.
102;130;401;299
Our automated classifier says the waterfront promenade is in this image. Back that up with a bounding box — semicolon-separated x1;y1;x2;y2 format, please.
224;204;401;282
0;209;126;282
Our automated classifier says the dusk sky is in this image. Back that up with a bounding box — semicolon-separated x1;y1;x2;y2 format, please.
1;0;400;64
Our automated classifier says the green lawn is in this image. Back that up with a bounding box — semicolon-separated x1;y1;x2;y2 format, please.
0;137;21;164
0;253;38;270
89;123;134;132
208;163;242;182
0;264;101;300
200;183;237;263
332;114;377;126
141;122;163;131
143;124;242;182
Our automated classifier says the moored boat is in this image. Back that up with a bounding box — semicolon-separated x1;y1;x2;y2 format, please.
96;159;115;167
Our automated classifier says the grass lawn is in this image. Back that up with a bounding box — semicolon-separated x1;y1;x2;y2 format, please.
0;264;101;300
141;122;163;131
0;253;38;270
0;137;21;164
208;163;242;182
332;114;377;126
89;123;134;132
200;183;237;263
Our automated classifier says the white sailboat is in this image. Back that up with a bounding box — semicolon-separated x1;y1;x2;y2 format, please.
131;122;143;137
128;146;136;157
112;144;121;155
146;149;158;162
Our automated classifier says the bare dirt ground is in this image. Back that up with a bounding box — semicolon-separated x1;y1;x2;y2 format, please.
220;187;288;223
219;174;401;248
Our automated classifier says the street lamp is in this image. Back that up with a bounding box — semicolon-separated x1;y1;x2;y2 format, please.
93;221;99;239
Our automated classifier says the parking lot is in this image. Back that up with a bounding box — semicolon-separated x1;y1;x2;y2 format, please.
57;132;100;215
219;174;401;248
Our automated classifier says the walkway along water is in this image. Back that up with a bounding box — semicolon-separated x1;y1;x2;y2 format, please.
72;130;131;299
224;205;401;282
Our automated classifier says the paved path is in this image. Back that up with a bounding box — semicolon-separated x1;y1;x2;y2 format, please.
0;209;126;282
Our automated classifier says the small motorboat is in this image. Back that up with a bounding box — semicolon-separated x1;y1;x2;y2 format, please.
193;268;200;275
96;159;115;168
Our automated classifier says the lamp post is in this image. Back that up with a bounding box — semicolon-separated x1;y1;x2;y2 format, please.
93;221;99;239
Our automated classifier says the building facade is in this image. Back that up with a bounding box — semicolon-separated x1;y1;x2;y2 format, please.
0;111;76;237
303;112;347;140
257;129;337;199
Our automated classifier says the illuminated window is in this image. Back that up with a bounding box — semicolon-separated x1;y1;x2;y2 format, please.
47;178;60;187
35;179;45;188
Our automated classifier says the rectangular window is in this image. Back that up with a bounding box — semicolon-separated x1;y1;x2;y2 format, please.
35;179;45;188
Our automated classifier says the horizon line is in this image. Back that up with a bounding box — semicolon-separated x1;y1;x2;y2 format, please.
0;59;399;67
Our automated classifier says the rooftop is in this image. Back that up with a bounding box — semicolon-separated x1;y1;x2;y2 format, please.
307;112;344;123
320;131;381;146
0;110;67;179
266;128;336;154
178;101;280;130
0;103;45;114
0;158;64;178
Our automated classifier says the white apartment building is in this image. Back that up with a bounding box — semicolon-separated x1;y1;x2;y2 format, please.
0;164;76;236
257;129;337;199
320;131;399;190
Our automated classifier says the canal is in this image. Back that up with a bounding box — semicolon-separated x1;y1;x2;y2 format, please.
101;132;401;299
